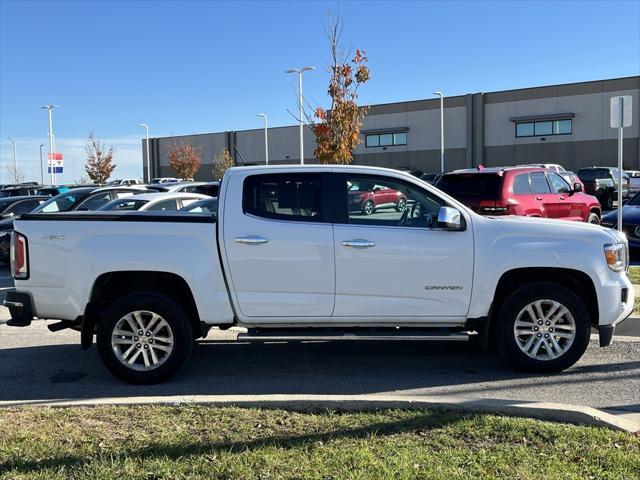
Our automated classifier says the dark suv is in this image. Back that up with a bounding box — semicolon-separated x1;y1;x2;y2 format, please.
577;167;629;210
436;166;601;223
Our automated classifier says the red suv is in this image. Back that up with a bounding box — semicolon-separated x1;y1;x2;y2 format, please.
348;180;407;215
436;166;602;223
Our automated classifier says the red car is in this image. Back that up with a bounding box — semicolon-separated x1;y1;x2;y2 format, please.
436;166;602;223
348;181;407;215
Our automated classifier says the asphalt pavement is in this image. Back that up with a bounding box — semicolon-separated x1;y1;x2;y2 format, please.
0;264;638;430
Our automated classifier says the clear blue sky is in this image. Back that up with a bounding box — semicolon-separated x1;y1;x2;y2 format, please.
1;0;639;182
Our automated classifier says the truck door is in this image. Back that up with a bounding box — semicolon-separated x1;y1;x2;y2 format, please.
332;173;473;318
221;172;335;318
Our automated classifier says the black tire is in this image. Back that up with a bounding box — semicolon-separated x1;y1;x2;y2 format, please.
604;193;614;211
395;197;407;212
362;200;374;216
495;282;590;373
587;212;600;224
96;292;194;384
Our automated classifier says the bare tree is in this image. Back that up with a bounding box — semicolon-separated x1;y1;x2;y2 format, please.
6;164;26;183
167;143;201;179
212;148;235;180
85;133;116;184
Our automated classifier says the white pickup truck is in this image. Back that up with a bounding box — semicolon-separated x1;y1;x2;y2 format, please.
5;165;634;383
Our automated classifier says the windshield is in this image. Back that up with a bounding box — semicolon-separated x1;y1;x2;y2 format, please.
436;173;503;199
577;168;609;180
32;190;88;213
0;199;17;213
98;199;148;211
626;193;640;206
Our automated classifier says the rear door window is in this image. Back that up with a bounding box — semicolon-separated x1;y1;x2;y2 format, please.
530;172;551;194
243;173;325;222
512;174;531;194
76;192;112;210
147;199;179;211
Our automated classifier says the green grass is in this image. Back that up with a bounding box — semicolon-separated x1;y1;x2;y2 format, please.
0;406;638;479
628;266;640;285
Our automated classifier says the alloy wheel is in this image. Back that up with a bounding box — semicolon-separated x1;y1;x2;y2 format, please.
513;299;576;361
111;310;174;371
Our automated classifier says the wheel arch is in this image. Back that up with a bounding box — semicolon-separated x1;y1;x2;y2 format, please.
85;271;202;343
489;267;598;330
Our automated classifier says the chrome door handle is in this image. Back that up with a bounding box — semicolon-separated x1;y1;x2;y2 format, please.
342;239;375;248
235;235;268;245
535;197;543;201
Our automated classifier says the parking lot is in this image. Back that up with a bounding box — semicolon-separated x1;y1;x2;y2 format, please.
0;259;638;421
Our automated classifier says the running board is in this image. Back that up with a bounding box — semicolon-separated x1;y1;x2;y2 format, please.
237;331;470;342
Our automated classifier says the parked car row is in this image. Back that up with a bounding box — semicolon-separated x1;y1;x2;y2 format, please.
0;183;219;263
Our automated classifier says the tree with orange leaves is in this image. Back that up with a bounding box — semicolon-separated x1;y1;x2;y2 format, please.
85;132;116;184
167;142;201;179
312;16;370;164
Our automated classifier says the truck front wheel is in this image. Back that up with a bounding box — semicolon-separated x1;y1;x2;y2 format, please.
96;292;193;384
495;282;590;373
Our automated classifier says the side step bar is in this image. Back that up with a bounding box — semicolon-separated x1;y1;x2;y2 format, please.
237;331;469;342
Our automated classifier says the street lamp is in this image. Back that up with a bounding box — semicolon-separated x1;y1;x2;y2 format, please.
138;123;150;182
285;66;316;164
39;144;44;184
7;137;16;182
433;91;445;173
41;104;59;185
257;114;269;165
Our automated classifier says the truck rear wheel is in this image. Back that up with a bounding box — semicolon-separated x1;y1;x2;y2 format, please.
495;282;590;373
96;292;193;384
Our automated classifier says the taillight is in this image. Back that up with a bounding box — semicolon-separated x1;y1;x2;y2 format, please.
10;232;28;280
478;200;509;214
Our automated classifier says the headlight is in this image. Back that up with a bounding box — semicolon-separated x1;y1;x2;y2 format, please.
604;243;627;272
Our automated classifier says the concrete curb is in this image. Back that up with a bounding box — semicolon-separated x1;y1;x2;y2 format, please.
1;394;637;434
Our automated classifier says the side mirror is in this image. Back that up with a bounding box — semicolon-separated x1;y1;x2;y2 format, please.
573;182;583;193
438;206;463;231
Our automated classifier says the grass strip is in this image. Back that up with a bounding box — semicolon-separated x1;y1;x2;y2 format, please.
0;406;638;479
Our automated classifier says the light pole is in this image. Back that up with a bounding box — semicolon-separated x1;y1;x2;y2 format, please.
41;105;59;185
285;66;315;164
257;114;269;165
138;123;150;182
7;137;16;182
39;144;44;184
433;91;445;173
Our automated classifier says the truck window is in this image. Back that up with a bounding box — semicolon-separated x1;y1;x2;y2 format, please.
344;175;445;228
243;173;324;222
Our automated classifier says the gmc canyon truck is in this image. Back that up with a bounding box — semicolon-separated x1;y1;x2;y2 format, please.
5;166;634;383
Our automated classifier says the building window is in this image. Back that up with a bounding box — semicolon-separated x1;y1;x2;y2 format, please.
365;131;407;148
516;119;572;137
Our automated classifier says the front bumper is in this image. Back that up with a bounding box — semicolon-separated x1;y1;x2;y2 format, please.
3;291;35;327
596;272;634;346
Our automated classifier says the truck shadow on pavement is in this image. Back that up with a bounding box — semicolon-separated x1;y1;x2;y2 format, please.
1;339;638;410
